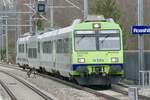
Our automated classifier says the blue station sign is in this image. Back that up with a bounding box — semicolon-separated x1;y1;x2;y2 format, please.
132;26;150;34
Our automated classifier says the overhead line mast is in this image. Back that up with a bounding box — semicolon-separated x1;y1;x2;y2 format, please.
84;0;88;21
138;0;144;71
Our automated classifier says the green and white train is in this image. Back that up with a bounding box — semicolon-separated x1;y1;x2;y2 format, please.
16;16;124;85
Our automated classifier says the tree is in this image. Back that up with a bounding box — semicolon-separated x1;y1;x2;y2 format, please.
36;17;45;31
96;0;127;49
0;49;6;61
96;0;121;22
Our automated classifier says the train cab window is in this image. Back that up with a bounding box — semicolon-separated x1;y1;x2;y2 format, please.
98;30;120;50
75;31;96;51
75;30;120;51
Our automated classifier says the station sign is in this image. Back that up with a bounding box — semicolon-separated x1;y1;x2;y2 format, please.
37;0;46;13
132;26;150;34
38;4;45;12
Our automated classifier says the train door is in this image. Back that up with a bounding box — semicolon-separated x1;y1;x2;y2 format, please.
25;42;28;65
53;40;56;68
38;41;41;67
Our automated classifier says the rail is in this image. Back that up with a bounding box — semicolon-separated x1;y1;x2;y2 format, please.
0;70;53;100
0;79;17;100
1;63;150;100
0;63;121;100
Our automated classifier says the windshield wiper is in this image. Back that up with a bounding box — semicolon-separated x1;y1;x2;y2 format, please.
77;36;85;44
100;34;111;44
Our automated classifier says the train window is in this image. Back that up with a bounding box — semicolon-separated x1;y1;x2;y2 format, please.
47;41;50;53
75;36;96;50
48;41;53;53
19;44;24;53
43;42;47;53
28;48;31;58
64;38;69;53
75;31;95;34
56;39;63;53
99;30;120;50
28;48;37;58
26;44;28;53
75;31;97;51
42;41;53;54
22;44;24;53
56;40;59;53
38;42;40;53
18;44;21;53
75;30;120;51
19;44;21;53
33;48;37;58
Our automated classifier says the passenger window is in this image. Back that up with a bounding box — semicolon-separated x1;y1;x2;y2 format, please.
57;39;62;53
42;41;53;54
64;38;69;53
38;42;40;53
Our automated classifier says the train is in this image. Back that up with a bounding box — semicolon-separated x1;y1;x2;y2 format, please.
16;16;124;85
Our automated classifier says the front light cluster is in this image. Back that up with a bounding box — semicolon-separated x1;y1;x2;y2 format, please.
93;23;101;29
78;58;85;63
111;57;119;62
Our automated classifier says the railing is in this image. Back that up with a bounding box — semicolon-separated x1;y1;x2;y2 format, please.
139;70;150;87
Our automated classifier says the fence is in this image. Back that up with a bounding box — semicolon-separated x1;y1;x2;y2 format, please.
139;70;150;87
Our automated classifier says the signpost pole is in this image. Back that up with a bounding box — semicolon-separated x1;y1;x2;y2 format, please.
138;0;144;85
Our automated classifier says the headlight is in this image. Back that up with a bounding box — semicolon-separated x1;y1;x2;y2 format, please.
111;57;119;62
93;23;101;29
78;58;85;63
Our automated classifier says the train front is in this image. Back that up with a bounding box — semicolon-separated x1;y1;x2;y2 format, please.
71;21;124;85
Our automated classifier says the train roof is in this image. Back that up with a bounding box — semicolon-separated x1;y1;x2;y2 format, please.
17;36;31;43
38;26;73;39
18;18;120;41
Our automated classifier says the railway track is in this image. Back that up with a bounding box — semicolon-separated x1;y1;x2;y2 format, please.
0;79;17;100
0;66;54;100
0;63;149;100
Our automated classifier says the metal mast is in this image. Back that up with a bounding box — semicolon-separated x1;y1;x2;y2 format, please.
138;0;144;71
50;0;54;27
84;0;88;21
29;0;32;33
5;17;8;62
